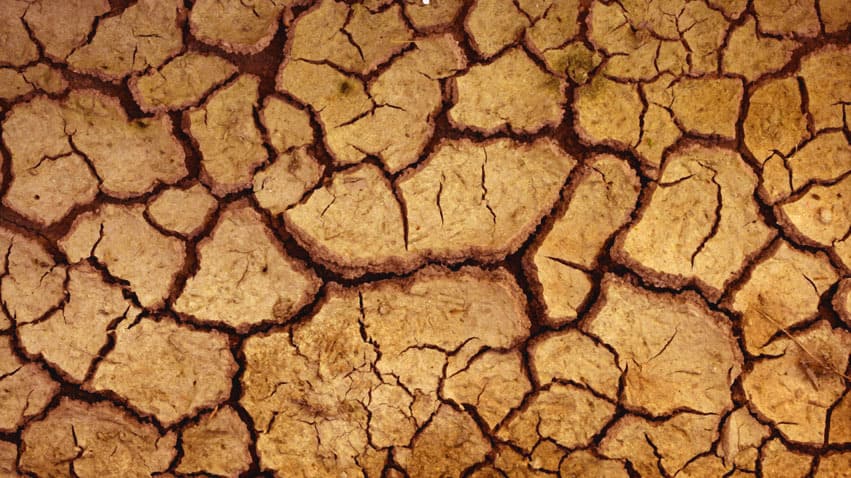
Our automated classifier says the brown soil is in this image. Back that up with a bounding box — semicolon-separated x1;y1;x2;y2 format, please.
0;0;849;477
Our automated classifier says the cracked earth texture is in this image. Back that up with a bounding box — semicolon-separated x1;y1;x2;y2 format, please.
0;0;849;476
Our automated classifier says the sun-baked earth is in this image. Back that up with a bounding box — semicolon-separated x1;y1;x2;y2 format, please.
0;0;849;477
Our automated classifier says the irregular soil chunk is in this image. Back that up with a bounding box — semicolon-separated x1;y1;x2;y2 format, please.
761;131;851;203
670;77;743;139
744;77;809;163
676;455;730;477
23;0;110;60
708;0;748;18
717;407;770;471
405;0;464;31
401;137;575;264
497;383;615;451
529;329;622;400
443;350;531;429
253;147;324;215
742;320;851;444
526;154;639;323
289;138;573;276
189;0;288;54
130;52;237;113
464;0;529;58
583;275;742;416
829;392;851;444
59;204;186;308
523;0;582;55
777;174;851;247
835;278;851;327
617;145;774;299
586;1;687;80
470;445;554;477
176;406;252;477
730;240;837;353
361;267;530;422
752;0;820;37
67;0;183;81
1;97;99;225
759;437;813;478
18;264;138;382
540;41;602;83
146;184;218;238
260;96;314;153
449;48;565;134
574;75;643;148
798;46;851;131
722;16;798;82
240;287;384;476
327;34;467;171
287;0;412;75
396;405;491;478
89;316;236;426
186;75;267;196
175;201;320;331
560;450;629;478
20;398;176;478
0;335;58;432
816;452;851;478
0;440;19;477
820;0;851;33
277;60;372;129
22;63;68;94
241;267;527;476
675;1;729;74
0;69;32;101
0;228;66;325
284;163;409;276
0;0;38;66
636;75;683;172
64;90;187;198
0;64;67;101
599;413;721;478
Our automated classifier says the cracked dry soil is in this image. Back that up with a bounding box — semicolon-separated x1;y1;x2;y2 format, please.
0;0;849;477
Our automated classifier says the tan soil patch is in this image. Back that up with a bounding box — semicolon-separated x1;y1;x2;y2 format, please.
130;52;237;113
599;412;721;477
616;145;774;299
20;398;176;477
526;154;639;324
584;275;742;416
176;406;252;477
189;0;291;54
241;267;527;476
449;48;565;134
88;316;236;426
0;335;58;432
574;75;643;148
0;228;66;325
742;320;850;444
60;203;186;308
175;201;320;331
67;0;183;81
729;240;838;353
147;183;218;238
2;1;850;475
18;264;139;382
186;75;267;196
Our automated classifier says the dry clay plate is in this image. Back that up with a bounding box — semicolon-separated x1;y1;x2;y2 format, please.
0;0;850;477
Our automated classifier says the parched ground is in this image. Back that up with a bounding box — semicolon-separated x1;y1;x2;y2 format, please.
0;0;849;476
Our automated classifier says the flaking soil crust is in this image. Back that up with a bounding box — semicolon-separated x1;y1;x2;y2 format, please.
0;0;849;477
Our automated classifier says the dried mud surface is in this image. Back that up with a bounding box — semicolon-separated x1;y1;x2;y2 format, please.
0;0;849;477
